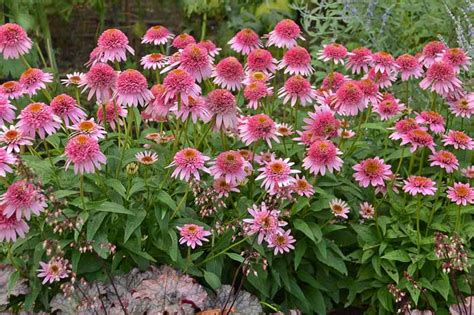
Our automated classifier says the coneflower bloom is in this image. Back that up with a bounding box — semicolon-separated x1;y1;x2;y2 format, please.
243;71;272;85
291;175;314;197
97;100;127;130
356;78;381;105
0;81;23;99
403;176;437;196
238;114;279;147
419;61;462;96
140;53;169;70
0;208;29;242
461;166;474;179
64;134;106;174
400;128;436;152
279;46;313;76
115;69;153;107
339;129;355;139
332;81;365;116
415;111;445;134
278;75;317;107
142;25;174;45
346;47;372;74
198;40;221;57
267;230;296;255
293;130;316;146
69;119;106;140
163;69;201;104
396;54;423;81
97;28;134;63
209;150;247;184
429;150;459;173
213;178;239;197
146;84;175;120
80;63;118;102
448;93;474;118
256;158;299;191
243;203;286;244
419;41;446;67
359;202;375;219
442;130;474;150
0;95;16;126
135;151;158;165
0;125;33;153
389;118;421;141
254;151;276;165
440;48;471;73
447;182;474;206
365;68;397;89
169;148;209;181
0;180;46;221
353;157;392;188
243;81;273;109
303;140;343;175
50;94;86;126
17;102;61;139
276;123;294;137
172;33;196;49
171;43;213;82
265;19;303;49
228;28;261;54
370;51;398;74
61;72;84;86
317;43;348;65
37;257;70;284
172;95;210;123
321;72;348;91
206;89;238;130
329;198;350;219
303;105;340;139
0;147;15;177
0;23;32;59
177;224;211;249
373;98;405;120
246;49;278;73
212;57;245;91
19;68;53;97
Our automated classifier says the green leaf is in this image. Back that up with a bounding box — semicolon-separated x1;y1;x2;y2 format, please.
294;239;307;270
168;230;179;262
157;190;177;209
54;190;78;199
294;219;316;243
106;178;127;199
123;244;157;262
434;274;450;300
382;250;411;262
95;201;135;215
7;271;20;295
87;212;107;241
124;210;146;243
204;271;221;290
308;288;326;314
377;287;393;312
226;253;245;262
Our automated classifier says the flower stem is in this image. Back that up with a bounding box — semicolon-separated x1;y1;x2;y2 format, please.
80;174;86;210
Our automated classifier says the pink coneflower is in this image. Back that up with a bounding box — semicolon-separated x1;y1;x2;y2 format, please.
0;23;32;59
140;53;169;70
142;25;174;45
177;224;211;249
243;81;273;110
172;43;213;82
356;78;382;105
332;81;365;116
373;98;405;120
243;71;272;85
415;111;445;134
50;94;86;126
0;125;33;153
461;166;474;179
115;69;153;107
303;140;343;175
85;46;102;67
136;151;158;165
389;118;420;140
246;49;277;73
228;28;261;54
278;75;316;107
267;229;295;255
419;61;462;96
61;72;84;86
447;182;474;205
80;63;118;102
0;208;29;242
370;51;398;74
400;128;436;153
254;151;276;165
0;81;23;99
64;135;106;174
321;72;347;91
442;130;474;150
353;157;392;188
238;114;279;147
346;47;372;74
212;57;245;91
256;158;299;191
303;105;340;139
172;33;196;49
294;130;317;146
359;202;375;219
365;68;397;89
0;95;16;126
265;19;303;49
338;129;355;139
419;41;446;67
0;180;46;221
0;147;15;177
37;257;70;284
279;46;313;76
448;93;474;118
163;69;201;104
440;48;471;72
69;119;106;140
396;54;423;81
97;100;127;130
429;150;459;173
19;68;53;97
198;40;221;57
213;178;239;197
146;84;175;119
276;123;293;137
329;198;350;219
209;150;247;184
17;102;61;139
291;175;314;197
172;95;210;123
169;148;209;181
317;43;347;65
97;28;134;63
243;203;286;244
206;89;238;130
403;176;437;196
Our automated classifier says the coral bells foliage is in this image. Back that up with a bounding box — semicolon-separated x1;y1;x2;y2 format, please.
64;135;107;174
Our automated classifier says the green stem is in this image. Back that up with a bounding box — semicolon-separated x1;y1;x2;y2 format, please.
416;196;422;252
455;205;462;232
197;237;250;267
80;174;86;210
